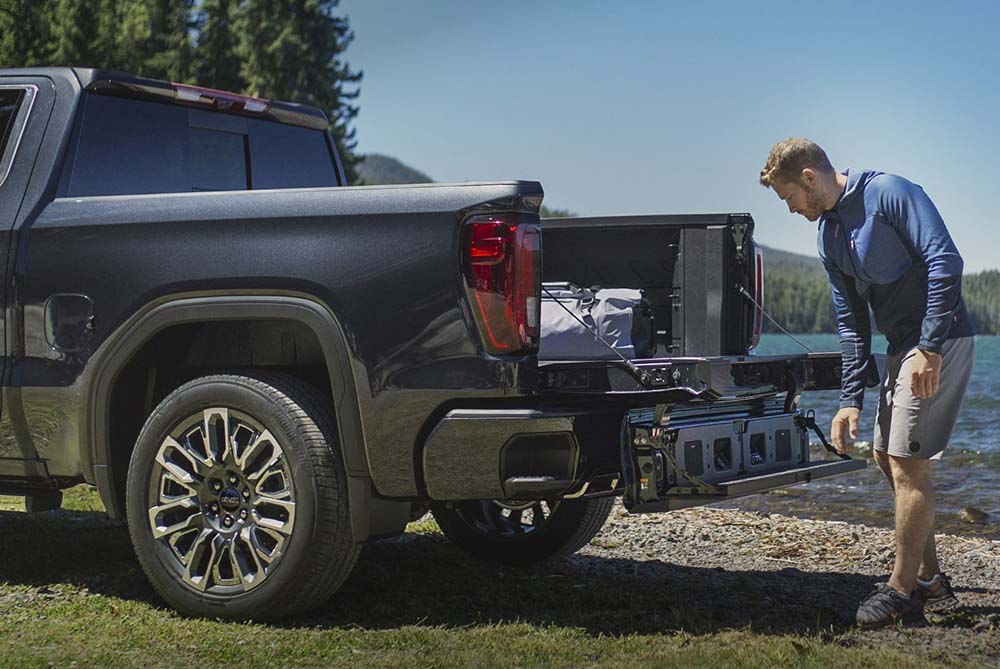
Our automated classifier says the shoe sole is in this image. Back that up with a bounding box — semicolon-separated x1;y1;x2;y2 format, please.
923;595;959;613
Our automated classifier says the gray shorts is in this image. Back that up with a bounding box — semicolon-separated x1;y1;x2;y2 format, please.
873;336;974;459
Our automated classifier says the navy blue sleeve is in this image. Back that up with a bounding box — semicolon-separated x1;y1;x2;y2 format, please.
823;258;872;409
876;175;964;353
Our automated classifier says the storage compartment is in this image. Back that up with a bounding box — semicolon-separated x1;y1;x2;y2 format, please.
541;213;756;357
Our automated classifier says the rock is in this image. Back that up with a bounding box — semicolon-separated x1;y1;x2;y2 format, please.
959;507;989;524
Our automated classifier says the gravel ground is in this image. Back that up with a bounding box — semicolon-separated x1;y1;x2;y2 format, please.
567;501;1000;664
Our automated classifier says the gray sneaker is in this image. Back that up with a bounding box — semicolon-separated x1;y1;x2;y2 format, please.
917;572;959;612
856;583;926;629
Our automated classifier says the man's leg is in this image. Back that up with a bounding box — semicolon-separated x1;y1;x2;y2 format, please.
873;448;940;579
886;456;936;595
873;448;893;487
920;534;941;581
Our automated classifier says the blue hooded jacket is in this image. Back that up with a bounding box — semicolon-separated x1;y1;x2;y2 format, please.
817;169;974;409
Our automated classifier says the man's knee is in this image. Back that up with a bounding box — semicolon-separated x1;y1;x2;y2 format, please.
888;455;933;491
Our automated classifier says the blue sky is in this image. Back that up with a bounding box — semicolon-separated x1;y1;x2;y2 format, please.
338;0;998;272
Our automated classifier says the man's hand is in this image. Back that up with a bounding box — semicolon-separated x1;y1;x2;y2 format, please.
910;349;941;399
830;407;861;455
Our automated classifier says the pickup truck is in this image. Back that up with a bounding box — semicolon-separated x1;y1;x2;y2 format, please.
0;67;871;620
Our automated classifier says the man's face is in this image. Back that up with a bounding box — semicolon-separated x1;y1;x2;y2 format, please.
773;175;827;222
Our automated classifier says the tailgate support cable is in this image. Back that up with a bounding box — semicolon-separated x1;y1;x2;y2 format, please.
542;287;652;389
797;410;852;461
738;286;814;353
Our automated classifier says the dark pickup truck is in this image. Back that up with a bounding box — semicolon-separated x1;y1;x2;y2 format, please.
0;67;869;620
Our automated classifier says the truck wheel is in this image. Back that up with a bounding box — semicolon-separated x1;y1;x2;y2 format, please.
126;373;359;620
430;496;614;566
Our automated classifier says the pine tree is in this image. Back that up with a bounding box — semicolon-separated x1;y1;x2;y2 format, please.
237;0;362;182
0;0;55;67
140;0;196;82
51;0;105;67
194;0;242;91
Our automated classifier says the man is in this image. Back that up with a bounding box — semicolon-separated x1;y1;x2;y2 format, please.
759;138;975;629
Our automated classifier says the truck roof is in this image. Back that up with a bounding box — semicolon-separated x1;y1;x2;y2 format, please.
0;66;330;131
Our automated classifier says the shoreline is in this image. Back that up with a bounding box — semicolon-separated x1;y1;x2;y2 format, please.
567;501;1000;664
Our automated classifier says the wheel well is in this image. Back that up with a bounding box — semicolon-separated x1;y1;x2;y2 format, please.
106;319;333;511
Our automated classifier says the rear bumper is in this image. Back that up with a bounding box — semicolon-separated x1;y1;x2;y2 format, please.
422;409;604;501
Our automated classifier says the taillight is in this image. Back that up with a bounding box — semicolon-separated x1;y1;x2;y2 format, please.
463;215;541;355
750;242;765;350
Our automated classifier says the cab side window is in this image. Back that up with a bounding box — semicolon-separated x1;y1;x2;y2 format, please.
0;88;27;188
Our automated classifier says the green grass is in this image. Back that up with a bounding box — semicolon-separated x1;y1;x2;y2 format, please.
0;486;978;668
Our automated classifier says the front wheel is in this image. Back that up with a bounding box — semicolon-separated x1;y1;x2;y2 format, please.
126;373;360;620
431;496;614;566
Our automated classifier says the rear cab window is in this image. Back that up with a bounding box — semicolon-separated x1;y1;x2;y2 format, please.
0;85;37;189
58;93;340;197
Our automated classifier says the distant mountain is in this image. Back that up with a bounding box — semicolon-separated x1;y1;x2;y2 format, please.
355;153;572;218
356;154;433;185
759;245;823;276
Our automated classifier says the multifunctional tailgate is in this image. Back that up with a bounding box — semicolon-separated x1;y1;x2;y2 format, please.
622;405;866;513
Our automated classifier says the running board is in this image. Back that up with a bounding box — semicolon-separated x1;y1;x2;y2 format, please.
625;458;866;513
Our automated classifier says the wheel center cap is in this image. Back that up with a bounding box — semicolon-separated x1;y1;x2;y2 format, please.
219;488;241;511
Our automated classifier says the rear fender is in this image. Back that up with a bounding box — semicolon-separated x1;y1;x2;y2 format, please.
86;293;379;537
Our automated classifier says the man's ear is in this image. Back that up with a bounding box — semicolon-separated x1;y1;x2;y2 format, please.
800;168;816;187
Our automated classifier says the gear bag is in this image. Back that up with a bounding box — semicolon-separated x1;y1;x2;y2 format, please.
539;282;656;360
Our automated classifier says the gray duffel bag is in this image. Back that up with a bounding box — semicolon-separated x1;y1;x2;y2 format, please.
539;282;656;360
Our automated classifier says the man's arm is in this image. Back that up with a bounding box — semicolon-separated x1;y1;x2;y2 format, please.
825;263;872;409
824;261;872;452
877;175;963;398
877;175;964;352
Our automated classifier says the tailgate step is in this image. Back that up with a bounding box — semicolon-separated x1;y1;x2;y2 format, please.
626;458;866;513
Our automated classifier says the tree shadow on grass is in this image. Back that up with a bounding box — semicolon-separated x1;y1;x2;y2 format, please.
2;509;996;638
0;509;153;603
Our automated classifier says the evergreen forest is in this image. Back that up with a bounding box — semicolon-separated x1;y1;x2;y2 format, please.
0;0;363;180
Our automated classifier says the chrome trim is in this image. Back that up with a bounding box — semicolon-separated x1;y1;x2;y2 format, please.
0;84;38;189
562;481;591;499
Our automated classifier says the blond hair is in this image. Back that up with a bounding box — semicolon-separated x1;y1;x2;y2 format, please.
760;138;834;188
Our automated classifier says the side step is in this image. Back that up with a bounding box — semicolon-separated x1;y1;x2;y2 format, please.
626;458;866;513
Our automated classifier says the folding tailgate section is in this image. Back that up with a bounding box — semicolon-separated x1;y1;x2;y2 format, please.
622;405;866;513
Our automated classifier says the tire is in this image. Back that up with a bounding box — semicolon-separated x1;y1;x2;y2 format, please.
431;496;614;566
125;372;360;620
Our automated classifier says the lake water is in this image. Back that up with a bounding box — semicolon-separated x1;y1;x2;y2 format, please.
716;334;1000;539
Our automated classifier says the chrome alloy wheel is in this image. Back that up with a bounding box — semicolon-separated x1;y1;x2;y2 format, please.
146;407;296;594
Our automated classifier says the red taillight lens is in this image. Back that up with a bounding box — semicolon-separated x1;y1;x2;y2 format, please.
464;215;541;355
750;242;765;350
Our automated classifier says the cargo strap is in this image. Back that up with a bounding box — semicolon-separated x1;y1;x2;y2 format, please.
798;410;852;461
660;446;720;495
639;426;720;496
